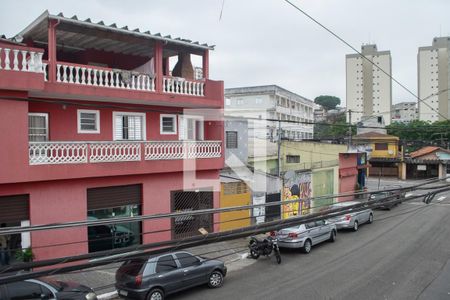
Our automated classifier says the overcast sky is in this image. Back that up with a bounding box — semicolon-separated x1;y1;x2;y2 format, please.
1;0;449;105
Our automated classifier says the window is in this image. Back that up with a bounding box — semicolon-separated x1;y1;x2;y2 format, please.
375;143;388;150
28;113;48;142
226;131;238;148
156;255;178;273
223;182;248;195
160;114;177;135
286;155;300;164
175;252;200;268
6;281;46;300
113;112;146;140
78;109;100;133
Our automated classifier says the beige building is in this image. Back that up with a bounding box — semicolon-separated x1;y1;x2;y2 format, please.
418;37;450;122
346;44;392;125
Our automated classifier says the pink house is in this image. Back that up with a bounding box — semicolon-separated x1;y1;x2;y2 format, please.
0;11;224;261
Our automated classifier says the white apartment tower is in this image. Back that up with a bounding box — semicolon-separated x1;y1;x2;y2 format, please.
346;44;392;125
418;37;450;122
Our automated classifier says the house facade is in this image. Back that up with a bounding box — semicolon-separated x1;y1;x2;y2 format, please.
0;12;224;261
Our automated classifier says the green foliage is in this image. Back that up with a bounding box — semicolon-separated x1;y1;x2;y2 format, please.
314;113;355;140
386;120;450;152
314;95;341;110
15;247;34;262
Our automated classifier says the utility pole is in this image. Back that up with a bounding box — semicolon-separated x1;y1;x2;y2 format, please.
347;109;352;150
277;119;281;178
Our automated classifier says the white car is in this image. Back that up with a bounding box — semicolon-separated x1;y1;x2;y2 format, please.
275;220;337;254
327;201;373;231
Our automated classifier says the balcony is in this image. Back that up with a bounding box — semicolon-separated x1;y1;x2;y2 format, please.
29;140;222;165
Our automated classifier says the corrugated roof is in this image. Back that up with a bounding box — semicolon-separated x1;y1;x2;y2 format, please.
15;10;214;54
353;131;399;140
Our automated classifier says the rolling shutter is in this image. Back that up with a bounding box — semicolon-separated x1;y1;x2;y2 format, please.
0;195;29;223
87;184;142;210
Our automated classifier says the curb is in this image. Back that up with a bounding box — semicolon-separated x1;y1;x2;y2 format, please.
98;291;118;300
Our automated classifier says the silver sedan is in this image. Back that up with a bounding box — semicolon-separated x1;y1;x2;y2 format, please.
275;220;337;254
327;201;373;231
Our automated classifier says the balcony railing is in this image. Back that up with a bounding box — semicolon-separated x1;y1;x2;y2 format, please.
29;141;221;165
163;76;205;96
0;44;44;73
54;62;155;92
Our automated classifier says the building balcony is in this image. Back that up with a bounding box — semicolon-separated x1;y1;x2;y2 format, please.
29;140;222;165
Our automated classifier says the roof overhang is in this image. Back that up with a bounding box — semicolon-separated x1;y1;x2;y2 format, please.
16;11;214;57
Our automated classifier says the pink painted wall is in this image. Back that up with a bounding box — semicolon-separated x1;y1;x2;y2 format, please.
0;169;220;261
338;153;358;202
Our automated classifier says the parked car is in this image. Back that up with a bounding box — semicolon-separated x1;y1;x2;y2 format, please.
275;220;337;254
87;216;135;252
0;277;97;300
369;185;405;210
327;201;373;231
115;251;227;300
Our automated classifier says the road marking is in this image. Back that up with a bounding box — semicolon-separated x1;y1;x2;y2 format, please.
437;196;446;202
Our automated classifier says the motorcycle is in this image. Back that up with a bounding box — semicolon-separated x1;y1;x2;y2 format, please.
248;235;281;264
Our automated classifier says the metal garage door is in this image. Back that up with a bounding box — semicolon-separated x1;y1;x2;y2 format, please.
87;184;141;210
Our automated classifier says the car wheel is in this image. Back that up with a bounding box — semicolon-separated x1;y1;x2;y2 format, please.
329;230;336;242
302;239;312;254
353;220;359;231
368;213;374;224
147;288;164;300
208;270;224;288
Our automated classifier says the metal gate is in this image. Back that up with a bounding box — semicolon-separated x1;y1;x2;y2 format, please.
265;193;281;222
171;191;213;239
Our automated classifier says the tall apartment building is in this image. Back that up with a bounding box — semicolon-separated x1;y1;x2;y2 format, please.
225;85;314;141
0;12;224;261
346;44;392;125
418;37;450;122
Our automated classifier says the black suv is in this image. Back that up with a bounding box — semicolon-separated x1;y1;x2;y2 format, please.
88;223;135;252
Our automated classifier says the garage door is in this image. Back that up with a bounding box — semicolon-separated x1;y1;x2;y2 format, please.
87;184;141;210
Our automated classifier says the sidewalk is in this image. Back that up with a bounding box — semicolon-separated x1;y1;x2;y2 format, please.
49;237;255;299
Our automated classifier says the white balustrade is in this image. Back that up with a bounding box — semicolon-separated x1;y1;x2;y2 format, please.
89;142;141;163
55;63;155;92
145;141;221;160
29;140;221;165
0;47;44;73
163;77;205;96
29;142;88;165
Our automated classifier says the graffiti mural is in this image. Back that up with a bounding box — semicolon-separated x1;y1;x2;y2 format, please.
282;171;312;219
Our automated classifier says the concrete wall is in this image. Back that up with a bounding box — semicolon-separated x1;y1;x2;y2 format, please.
224;119;248;167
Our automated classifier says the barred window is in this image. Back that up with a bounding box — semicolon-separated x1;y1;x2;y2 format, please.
224;182;248;195
286;155;300;163
226;131;238;149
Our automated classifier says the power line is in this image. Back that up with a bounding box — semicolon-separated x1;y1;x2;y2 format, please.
283;0;449;121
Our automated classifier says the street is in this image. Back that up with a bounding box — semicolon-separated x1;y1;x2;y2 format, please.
168;187;450;300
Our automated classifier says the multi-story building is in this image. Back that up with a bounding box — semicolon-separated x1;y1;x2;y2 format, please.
346;44;392;125
392;102;418;123
225;85;314;141
0;12;224;261
418;37;450;122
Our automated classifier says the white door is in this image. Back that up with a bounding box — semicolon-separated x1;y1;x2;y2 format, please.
179;116;204;141
28;113;49;162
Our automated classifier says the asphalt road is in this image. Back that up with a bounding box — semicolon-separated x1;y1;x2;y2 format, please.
170;188;450;300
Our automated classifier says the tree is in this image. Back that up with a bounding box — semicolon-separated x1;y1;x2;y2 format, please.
314;95;341;111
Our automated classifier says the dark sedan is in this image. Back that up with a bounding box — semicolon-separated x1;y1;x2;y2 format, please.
115;251;227;300
0;277;98;300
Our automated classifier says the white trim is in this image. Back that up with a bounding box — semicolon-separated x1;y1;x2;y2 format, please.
160;114;177;135
28;112;49;141
112;111;147;141
182;115;204;141
77;109;100;134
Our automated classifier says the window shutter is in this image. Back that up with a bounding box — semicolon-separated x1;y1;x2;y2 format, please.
134;116;142;140
178;115;186;140
114;115;123;140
